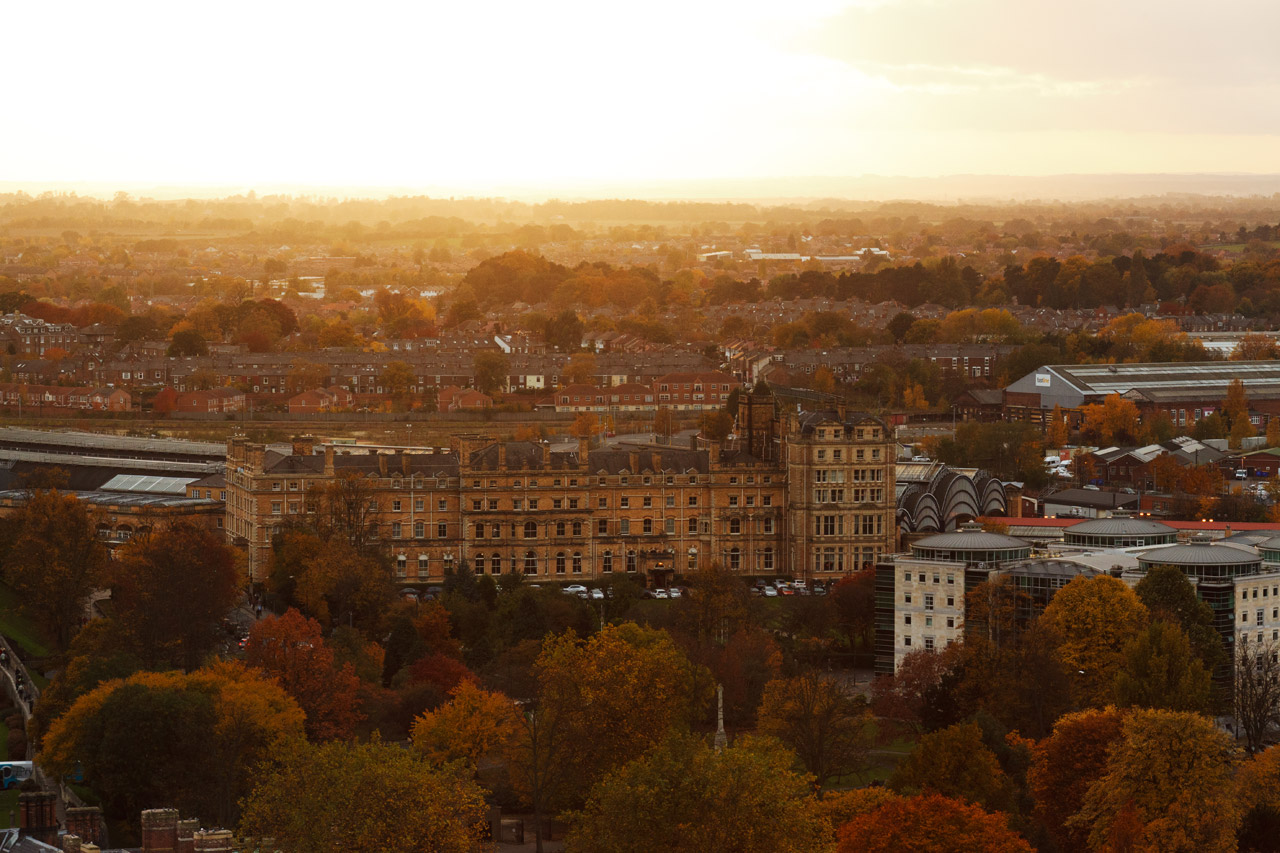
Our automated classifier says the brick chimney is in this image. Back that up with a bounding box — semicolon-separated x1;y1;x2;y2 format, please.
542;441;551;467
578;437;590;468
291;434;315;456
19;790;58;846
378;454;388;477
177;818;198;853
628;451;640;474
324;444;335;475
246;443;265;473
141;808;179;853
61;835;81;852
66;806;104;846
498;443;507;470
193;829;234;852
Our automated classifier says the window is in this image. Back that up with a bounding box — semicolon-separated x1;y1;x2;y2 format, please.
492;524;501;538
524;551;537;574
946;617;955;628
572;552;582;573
438;499;447;511
665;518;676;535
688;495;698;507
393;500;402;512
904;614;912;625
688;517;698;533
729;547;741;570
573;521;583;536
598;519;609;535
396;555;406;576
602;550;613;573
729;518;741;535
556;521;566;537
524;521;537;538
598;497;608;508
924;594;934;610
643;518;653;534
271;501;282;515
474;523;485;538
529;499;539;510
438;522;448;538
666;495;675;508
946;596;955;607
556;553;567;574
472;500;482;511
569;498;579;510
904;592;912;604
513;499;523;511
924;636;935;651
392;522;403;539
643;496;652;508
418;555;429;571
904;637;912;647
488;499;499;510
415;498;424;511
620;497;630;509
414;521;425;538
626;550;637;572
761;518;774;534
620;519;630;535
762;547;774;570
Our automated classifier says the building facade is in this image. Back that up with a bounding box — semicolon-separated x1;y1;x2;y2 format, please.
225;397;897;587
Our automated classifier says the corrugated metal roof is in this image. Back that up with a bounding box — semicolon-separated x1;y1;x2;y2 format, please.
101;473;197;495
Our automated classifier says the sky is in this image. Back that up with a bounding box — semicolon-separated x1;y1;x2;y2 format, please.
6;0;1280;195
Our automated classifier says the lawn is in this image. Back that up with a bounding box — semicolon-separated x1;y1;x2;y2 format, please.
0;583;53;662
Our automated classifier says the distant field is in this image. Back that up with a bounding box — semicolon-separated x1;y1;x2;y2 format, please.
1203;240;1280;255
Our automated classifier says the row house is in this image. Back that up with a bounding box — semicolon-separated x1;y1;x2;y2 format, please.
553;383;655;413
653;371;739;411
175;388;246;413
0;314;79;356
287;386;355;414
0;383;131;411
438;386;493;412
225;395;897;587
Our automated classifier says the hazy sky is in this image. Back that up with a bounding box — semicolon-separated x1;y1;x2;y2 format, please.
7;0;1279;192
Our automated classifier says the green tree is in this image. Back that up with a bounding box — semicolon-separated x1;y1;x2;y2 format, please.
42;663;305;830
239;737;488;853
109;522;240;671
891;721;1011;812
566;734;830;853
378;360;415;399
700;409;733;442
2;490;109;650
472;350;510;395
1112;621;1212;713
167;329;208;357
758;671;873;787
1134;565;1226;680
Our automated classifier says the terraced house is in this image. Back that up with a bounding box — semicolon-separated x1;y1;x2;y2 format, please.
225;391;897;588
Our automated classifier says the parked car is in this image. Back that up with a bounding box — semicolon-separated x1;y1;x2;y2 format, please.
590;588;605;600
668;587;683;599
654;588;670;599
563;584;589;596
762;586;778;597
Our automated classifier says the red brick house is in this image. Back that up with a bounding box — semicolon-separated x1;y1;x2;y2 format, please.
175;388;246;413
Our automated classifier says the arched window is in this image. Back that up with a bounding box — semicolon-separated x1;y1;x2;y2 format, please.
729;546;741;571
626;550;637;572
524;551;538;574
524;521;537;538
602;550;613;573
762;547;774;571
729;518;741;535
556;552;567;574
572;521;583;537
572;552;582;574
556;521;566;537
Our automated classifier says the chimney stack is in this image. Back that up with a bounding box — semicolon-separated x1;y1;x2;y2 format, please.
578;437;590;468
177;818;198;853
66;806;104;846
629;451;640;474
61;835;81;853
291;434;315;457
378;454;388;477
542;442;551;467
324;444;335;475
498;443;507;470
19;790;58;846
193;829;234;852
141;808;179;853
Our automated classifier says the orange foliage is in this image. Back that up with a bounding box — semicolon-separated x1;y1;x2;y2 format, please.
836;793;1032;853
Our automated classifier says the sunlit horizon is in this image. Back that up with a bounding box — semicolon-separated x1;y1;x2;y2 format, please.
7;0;1280;194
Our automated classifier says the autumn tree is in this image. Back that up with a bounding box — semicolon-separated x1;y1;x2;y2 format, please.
569;411;597;439
245;608;364;740
871;645;960;734
411;680;521;767
890;720;1012;812
566;734;830;853
1111;621;1212;713
837;793;1033;853
239;738;488;853
378;360;415;400
167;329;208;357
1;490;109;650
563;352;598;385
759;671;873;787
1027;707;1127;852
1040;575;1149;707
700;409;733;442
152;386;179;415
1071;708;1241;852
1232;332;1280;361
830;571;875;654
42;663;305;829
29;619;143;749
268;530;392;631
1237;744;1280;850
109;522;240;671
1079;393;1142;446
1045;404;1070;447
1235;639;1280;753
653;405;676;439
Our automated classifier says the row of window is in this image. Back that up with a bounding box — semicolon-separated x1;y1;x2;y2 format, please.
1242;607;1280;625
904;614;956;628
814;514;885;537
903;570;958;584
814;448;882;462
903;592;957;608
390;546;776;576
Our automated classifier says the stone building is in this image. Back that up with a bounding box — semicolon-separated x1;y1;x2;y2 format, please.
225;393;898;588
